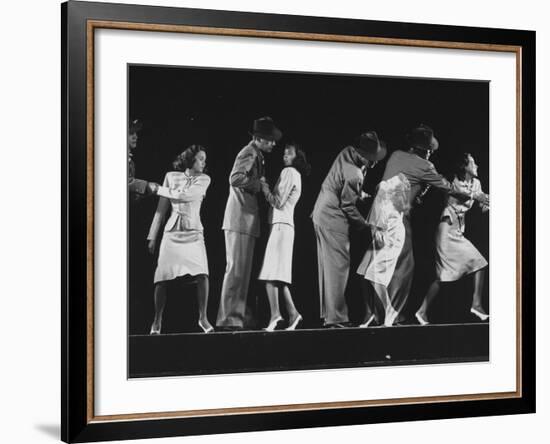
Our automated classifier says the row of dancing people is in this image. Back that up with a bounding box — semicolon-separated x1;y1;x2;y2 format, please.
128;117;490;334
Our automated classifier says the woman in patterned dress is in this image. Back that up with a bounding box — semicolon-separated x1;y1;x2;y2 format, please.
258;144;311;331
415;153;489;324
147;145;214;334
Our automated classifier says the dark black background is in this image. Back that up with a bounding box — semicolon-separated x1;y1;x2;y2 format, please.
128;64;489;335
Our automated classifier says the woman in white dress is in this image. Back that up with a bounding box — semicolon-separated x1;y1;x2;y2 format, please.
415;153;489;325
258;144;311;331
147;145;214;334
356;173;412;327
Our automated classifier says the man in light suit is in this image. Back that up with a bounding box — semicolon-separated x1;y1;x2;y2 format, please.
311;131;387;328
216;117;283;330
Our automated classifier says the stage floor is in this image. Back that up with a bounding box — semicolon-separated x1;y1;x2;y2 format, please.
128;322;489;378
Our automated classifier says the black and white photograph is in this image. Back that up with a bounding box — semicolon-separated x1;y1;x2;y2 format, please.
127;64;490;378
50;0;537;442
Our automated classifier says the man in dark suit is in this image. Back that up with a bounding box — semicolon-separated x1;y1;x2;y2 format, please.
216;117;282;330
360;124;489;326
128;119;159;200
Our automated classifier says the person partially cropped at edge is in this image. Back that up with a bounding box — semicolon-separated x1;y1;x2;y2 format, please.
311;131;387;328
357;124;489;327
147;145;214;334
127;119;160;200
216;117;282;331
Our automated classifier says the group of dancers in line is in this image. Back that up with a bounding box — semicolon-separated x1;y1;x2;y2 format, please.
128;117;490;334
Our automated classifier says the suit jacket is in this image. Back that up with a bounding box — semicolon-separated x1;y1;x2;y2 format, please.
222;142;265;237
147;171;211;241
382;150;451;208
265;166;302;227
128;156;149;198
311;146;367;234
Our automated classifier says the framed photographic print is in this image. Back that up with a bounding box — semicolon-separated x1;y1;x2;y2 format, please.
62;0;535;442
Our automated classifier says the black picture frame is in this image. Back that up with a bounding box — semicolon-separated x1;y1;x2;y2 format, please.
62;1;536;442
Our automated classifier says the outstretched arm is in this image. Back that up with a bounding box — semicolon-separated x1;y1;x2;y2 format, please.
156;175;211;202
473;178;490;211
128;177;149;195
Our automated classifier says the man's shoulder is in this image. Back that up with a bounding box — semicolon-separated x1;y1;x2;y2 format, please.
339;149;361;171
237;143;258;157
390;150;431;169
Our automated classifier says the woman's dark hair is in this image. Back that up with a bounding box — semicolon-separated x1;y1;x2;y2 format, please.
286;143;311;177
173;144;207;171
453;152;472;181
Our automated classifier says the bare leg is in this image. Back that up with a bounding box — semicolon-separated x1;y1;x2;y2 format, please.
196;274;213;332
471;268;487;315
373;282;398;327
282;285;301;324
416;280;441;323
265;282;282;323
360;279;376;324
151;282;168;334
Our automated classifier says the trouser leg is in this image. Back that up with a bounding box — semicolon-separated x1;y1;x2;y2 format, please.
314;224;350;324
216;231;256;327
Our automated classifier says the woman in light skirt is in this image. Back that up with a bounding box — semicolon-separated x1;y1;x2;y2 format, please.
415;153;489;325
258;144;311;331
147;145;214;334
356;173;411;327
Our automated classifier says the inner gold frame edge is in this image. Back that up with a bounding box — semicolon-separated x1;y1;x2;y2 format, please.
84;19;523;423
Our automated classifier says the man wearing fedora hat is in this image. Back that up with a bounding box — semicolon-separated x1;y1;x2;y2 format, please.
311;131;387;328
359;124;489;326
128;118;160;200
216;117;283;330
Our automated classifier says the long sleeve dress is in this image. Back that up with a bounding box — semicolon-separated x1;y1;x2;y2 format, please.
435;177;488;281
258;167;302;284
357;173;410;287
147;171;211;283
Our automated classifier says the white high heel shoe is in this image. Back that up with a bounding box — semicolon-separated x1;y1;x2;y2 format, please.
264;316;283;332
359;314;376;328
470;308;489;321
198;320;214;333
150;324;161;335
286;314;303;331
415;312;429;326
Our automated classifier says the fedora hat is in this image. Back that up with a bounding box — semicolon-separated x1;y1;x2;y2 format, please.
250;116;282;142
129;118;142;133
356;131;387;161
407;124;439;151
